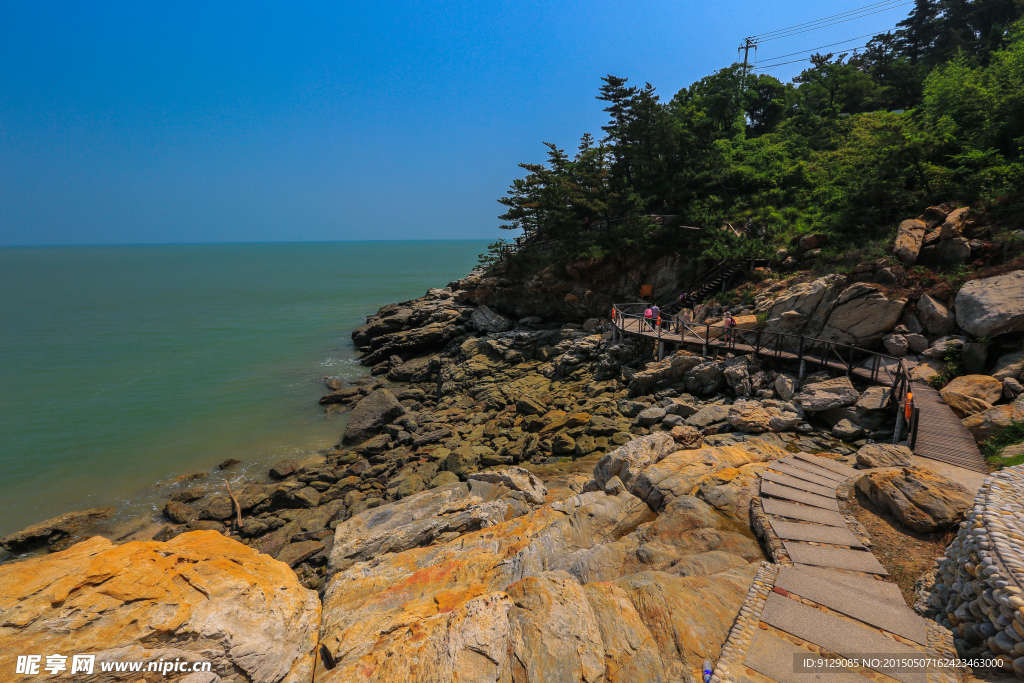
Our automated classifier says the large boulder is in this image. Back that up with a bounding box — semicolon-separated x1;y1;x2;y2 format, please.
629;440;787;511
962;400;1024;441
792;377;859;412
0;532;320;683
916;294;956;336
726;403;771;433
468;467;548;506
469;305;512;333
955;271;1024;337
0;507;114;553
894;219;928;264
343;388;405;444
816;284;907;346
992;351;1024;382
765;275;846;338
856;467;971;533
593;432;677;491
940;375;1003;418
855;443;914;468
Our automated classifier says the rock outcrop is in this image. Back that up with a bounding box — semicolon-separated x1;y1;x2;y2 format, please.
955;271;1024;337
856;467;972;532
962;398;1024;441
894;218;928;264
342;388;406;444
792;377;859;412
316;479;761;683
0;507;114;553
855;443;914;468
0;531;320;683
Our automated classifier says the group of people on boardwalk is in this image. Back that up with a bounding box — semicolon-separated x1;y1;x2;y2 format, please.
642;291;736;335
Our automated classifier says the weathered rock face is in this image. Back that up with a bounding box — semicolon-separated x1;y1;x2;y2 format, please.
992;351;1024;382
315;483;759;683
894;218;928;264
856;467;971;533
0;507;114;553
816;284;907;346
955;271;1024;337
343;388;406;444
764;276;905;345
469;304;512;333
917;294;957;336
593;432;677;491
765;275;846;338
939;374;1003;418
629;440;786;512
0;532;320;683
855;443;914;468
962;399;1024;441
792;377;859;412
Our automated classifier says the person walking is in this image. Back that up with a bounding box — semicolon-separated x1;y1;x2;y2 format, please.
651;303;661;330
643;305;654;330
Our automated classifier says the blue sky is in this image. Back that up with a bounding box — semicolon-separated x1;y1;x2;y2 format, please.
0;1;914;245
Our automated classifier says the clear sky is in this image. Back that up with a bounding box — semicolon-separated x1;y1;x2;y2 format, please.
0;1;914;246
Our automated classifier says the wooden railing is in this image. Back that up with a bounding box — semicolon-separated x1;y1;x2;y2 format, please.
611;302;917;446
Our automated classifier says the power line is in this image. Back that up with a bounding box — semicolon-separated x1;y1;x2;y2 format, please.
754;30;891;66
749;0;911;43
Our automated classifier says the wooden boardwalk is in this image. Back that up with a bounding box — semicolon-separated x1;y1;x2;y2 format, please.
908;384;989;472
614;309;989;474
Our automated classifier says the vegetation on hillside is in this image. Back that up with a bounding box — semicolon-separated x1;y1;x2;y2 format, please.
489;0;1024;265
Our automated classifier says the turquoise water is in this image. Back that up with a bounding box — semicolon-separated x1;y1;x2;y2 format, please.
0;241;486;537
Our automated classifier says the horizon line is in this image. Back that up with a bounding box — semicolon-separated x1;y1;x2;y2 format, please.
0;237;493;248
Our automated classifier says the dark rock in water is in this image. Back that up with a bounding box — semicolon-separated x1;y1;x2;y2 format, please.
0;507;115;553
218;458;241;470
343;388;406;444
185;519;226;533
319;387;360;404
269;460;299;479
323;377;343;391
169;487;209;503
163;501;197;524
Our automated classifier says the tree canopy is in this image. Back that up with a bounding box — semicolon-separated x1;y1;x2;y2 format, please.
493;0;1024;264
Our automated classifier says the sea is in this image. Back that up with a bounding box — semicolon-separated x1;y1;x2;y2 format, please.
0;241;487;538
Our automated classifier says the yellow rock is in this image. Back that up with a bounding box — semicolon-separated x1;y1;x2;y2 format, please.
942;374;1003;405
0;531;319;683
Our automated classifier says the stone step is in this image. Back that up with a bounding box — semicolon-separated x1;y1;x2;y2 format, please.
792;452;858;478
760;499;847;527
786;565;905;606
760;482;839;511
778;457;848;483
744;629;876;682
762;471;837;498
783;541;888;575
768;519;864;548
760;592;925;683
774;567;925;643
767;462;840;489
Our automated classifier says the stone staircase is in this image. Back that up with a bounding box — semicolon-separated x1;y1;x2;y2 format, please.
711;453;963;683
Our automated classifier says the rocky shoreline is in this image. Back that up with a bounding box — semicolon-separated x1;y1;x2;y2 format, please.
3;207;1024;680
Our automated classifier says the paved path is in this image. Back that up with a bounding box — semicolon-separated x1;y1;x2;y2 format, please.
710;453;959;683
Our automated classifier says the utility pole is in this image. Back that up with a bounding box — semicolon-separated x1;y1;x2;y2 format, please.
738;37;757;89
